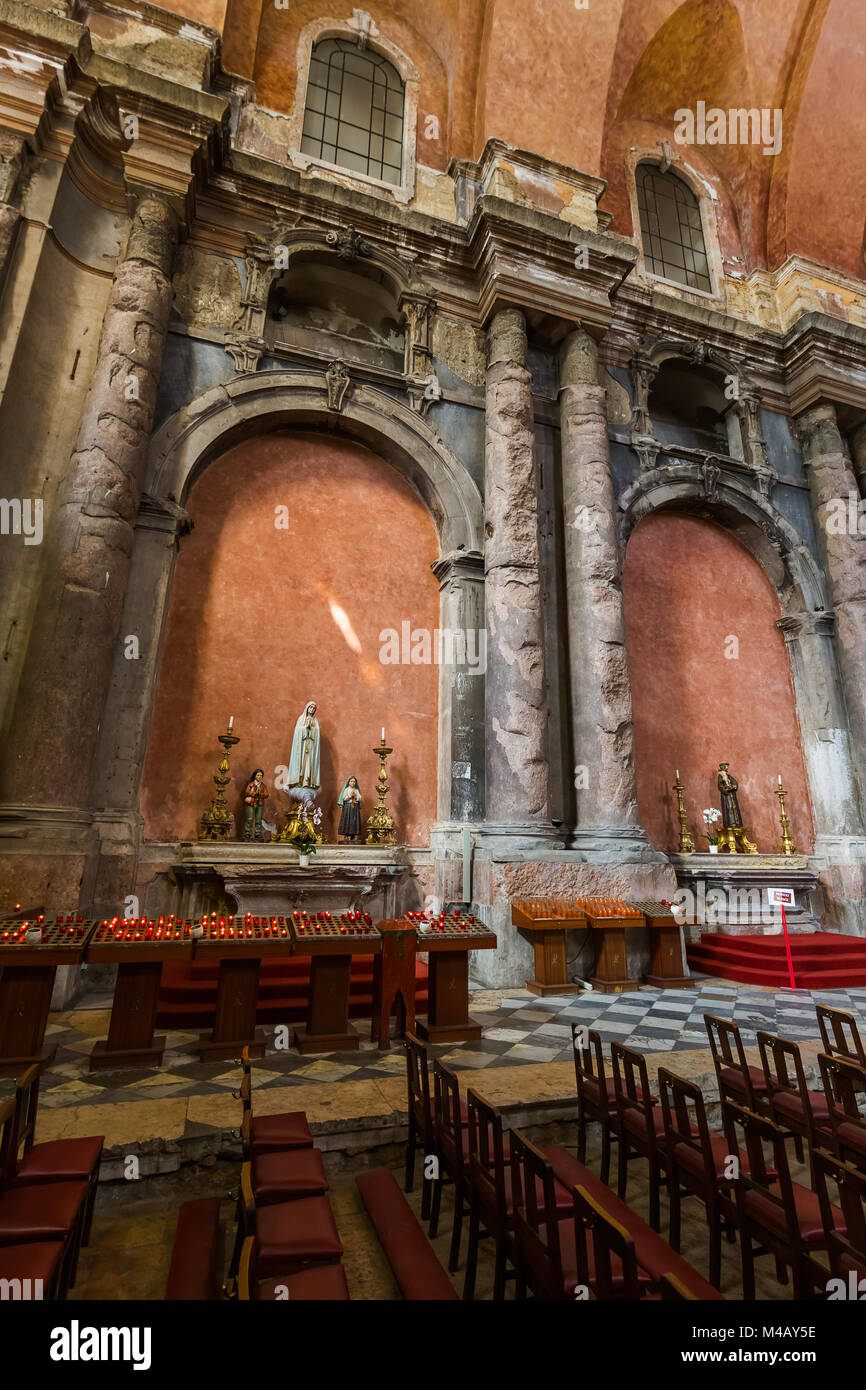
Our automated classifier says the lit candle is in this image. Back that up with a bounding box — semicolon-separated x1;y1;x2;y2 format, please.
228;715;234;730
676;769;680;780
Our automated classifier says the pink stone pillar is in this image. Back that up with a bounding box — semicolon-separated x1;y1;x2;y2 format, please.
483;308;551;836
559;327;644;848
0;197;177;807
797;402;866;809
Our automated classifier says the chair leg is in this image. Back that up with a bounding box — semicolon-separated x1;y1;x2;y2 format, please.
708;1203;722;1290
617;1134;629;1199
420;1144;433;1221
448;1179;465;1273
463;1194;480;1301
492;1235;508;1302
576;1103;587;1166
740;1228;755;1301
774;1255;789;1285
82;1173;99;1245
792;1132;804;1165
428;1166;443;1238
649;1156;661;1232
667;1173;681;1253
405;1120;417;1193
599;1122;611;1186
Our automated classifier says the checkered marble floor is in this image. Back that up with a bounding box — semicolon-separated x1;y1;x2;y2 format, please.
8;977;864;1112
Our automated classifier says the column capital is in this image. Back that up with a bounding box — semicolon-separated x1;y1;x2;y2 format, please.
777;609;837;640
431;549;484;587
795;400;843;459
124;195;179;274
487;308;527;368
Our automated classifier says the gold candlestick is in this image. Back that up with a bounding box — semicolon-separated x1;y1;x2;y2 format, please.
775;781;797;856
199;726;240;840
673;775;695;854
365;737;396;846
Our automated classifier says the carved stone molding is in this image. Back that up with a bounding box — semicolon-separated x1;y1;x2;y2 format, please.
325;359;351;412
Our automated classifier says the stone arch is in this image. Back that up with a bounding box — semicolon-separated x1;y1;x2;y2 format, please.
146;369;483;556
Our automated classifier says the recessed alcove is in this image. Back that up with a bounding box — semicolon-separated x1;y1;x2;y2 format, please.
649;358;743;458
265;253;405;372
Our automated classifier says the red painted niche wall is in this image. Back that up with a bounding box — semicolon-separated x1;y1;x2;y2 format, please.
141;432;440;845
623;512;814;855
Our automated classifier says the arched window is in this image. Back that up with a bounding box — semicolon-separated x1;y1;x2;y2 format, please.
636;164;711;292
300;38;405;187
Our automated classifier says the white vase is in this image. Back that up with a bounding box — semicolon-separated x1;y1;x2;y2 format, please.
709;844;719;854
299;853;310;867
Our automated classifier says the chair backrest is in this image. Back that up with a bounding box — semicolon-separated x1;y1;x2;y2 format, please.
13;1064;40;1158
757;1030;815;1124
610;1042;656;1144
240;1046;252;1077
573;1184;641;1300
571;1025;609;1115
816;1004;866;1069
722;1101;797;1239
659;1272;701;1301
658;1067;717;1188
509;1129;566;1299
819;1052;866;1131
705;1014;756;1107
432;1059;464;1167
466;1088;508;1222
0;1098;17;1189
405;1030;432;1134
812;1149;866;1280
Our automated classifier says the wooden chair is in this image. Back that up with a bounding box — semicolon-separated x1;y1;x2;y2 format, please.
509;1130;573;1300
722;1100;844;1300
0;1099;87;1298
237;1235;350;1301
658;1067;737;1289
816;1003;866;1069
819;1052;866;1170
463;1088;514;1301
812;1149;866;1285
658;1271;726;1301
571;1024;618;1184
429;1059;469;1271
757;1030;831;1167
237;1071;313;1158
572;1183;645;1300
404;1030;435;1220
610;1042;665;1231
12;1065;103;1245
0;1238;65;1300
705;1014;769;1113
235;1162;342;1279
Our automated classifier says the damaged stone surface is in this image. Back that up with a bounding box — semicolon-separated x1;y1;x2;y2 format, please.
172;244;243;331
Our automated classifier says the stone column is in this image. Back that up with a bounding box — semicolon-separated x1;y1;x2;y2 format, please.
0;131;24;290
797;402;866;810
0;196;177;808
559;327;646;853
848;421;866;500
431;550;485;824
482;308;551;840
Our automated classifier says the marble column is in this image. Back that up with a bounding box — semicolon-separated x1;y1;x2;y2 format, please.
559;327;645;852
431;550;485;824
482;308;551;840
797;402;866;810
0;196;177;808
0;131;23;288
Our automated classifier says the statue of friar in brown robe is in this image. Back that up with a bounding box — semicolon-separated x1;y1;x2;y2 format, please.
717;763;743;828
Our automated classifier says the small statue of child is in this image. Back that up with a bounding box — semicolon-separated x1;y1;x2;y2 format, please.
243;768;269;841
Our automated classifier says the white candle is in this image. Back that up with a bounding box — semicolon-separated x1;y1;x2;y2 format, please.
778;774;782;785
676;768;680;780
382;727;385;742
228;716;234;731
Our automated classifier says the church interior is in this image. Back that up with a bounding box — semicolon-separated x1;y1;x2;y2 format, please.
1;0;866;1337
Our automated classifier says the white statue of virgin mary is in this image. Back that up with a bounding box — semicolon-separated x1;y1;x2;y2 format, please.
288;701;321;801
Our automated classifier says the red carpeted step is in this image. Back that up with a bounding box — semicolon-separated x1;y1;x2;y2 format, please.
687;931;866;989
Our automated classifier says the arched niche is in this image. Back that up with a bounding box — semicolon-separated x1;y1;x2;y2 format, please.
648;356;743;458
265;251;406;373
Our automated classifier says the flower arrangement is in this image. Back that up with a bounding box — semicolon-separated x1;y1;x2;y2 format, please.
700;807;722;846
292;803;323;856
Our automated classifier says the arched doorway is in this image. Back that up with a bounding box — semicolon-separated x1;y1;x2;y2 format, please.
623;510;814;855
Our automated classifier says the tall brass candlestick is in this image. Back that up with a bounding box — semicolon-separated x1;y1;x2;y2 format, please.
199;726;240;840
365;737;396;846
673;774;695;855
775;780;797;856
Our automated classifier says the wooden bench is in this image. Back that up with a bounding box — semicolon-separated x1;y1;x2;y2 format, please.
356;1167;458;1300
547;1146;724;1298
164;1197;224;1300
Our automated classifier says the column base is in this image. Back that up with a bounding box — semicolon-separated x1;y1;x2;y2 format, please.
567;824;670;864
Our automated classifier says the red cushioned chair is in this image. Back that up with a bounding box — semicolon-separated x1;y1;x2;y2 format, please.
572;1183;646;1301
237;1236;350;1301
238;1164;342;1279
658;1067;739;1289
237;1071;313;1159
429;1059;469;1271
404;1030;435;1221
463;1088;514;1301
610;1042;667;1232
813;1149;866;1287
12;1065;103;1246
571;1025;620;1184
816;1004;866;1070
0;1241;65;1301
705;1014;769;1115
722;1100;845;1300
819;1052;866;1171
509;1129;578;1301
0;1099;88;1298
757;1030;831;1169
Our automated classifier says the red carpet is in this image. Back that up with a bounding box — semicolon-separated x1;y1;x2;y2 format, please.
156;956;429;1029
687;931;866;989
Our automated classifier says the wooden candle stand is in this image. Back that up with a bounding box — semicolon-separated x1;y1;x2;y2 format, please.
577;897;645;994
0;917;94;1073
88;918;194;1071
512;899;587;995
289;915;381;1054
632;900;691;988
